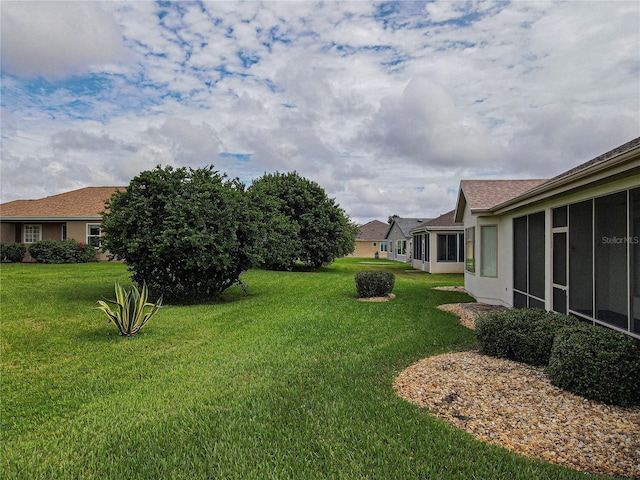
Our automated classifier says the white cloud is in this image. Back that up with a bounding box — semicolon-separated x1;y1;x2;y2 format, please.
1;1;638;225
1;1;130;79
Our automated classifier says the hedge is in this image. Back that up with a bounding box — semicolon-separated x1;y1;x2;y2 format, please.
475;308;580;366
28;240;96;264
0;242;26;262
547;324;640;407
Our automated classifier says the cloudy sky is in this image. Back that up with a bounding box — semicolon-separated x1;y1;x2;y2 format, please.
1;1;638;223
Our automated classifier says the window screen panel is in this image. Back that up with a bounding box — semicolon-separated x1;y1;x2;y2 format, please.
528;212;545;300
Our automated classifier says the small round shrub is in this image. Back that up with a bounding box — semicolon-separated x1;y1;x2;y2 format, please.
0;242;26;262
547;324;640;407
475;308;580;366
354;271;395;298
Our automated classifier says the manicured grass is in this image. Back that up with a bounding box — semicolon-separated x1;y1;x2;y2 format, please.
1;259;606;479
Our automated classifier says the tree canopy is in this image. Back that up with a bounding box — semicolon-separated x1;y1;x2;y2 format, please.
101;165;264;303
247;171;357;270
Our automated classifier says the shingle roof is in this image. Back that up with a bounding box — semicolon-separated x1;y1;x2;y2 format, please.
356;220;388;240
415;210;463;229
459;179;548;211
389;217;433;237
0;187;124;218
543;136;640;185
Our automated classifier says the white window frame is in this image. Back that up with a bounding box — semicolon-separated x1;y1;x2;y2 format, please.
24;224;42;244
480;225;498;277
465;227;475;273
86;223;102;248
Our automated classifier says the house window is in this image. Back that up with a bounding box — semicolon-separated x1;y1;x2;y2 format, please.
86;224;102;247
380;242;388;252
465;227;475;273
437;233;462;262
513;212;545;309
61;224;67;241
396;240;406;255
24;224;42;243
480;226;498;277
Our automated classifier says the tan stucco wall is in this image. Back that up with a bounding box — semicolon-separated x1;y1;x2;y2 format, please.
0;223;17;243
351;240;386;258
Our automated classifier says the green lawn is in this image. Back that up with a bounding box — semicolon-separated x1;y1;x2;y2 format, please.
0;259;606;479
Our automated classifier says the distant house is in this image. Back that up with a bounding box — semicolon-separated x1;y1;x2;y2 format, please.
410;210;465;273
350;220;389;258
455;137;640;339
0;186;123;261
385;217;432;263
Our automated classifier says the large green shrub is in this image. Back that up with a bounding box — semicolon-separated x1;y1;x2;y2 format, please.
28;240;96;264
101;166;264;303
354;271;395;298
247;172;358;270
0;242;26;262
475;309;579;366
547;324;640;407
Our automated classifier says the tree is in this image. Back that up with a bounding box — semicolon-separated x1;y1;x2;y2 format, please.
101;165;264;303
247;172;358;270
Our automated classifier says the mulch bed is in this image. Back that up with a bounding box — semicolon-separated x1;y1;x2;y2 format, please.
394;292;640;478
394;352;640;478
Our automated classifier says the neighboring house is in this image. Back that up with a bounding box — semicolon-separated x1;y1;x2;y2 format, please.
410;210;465;274
454;137;640;339
350;220;390;258
386;217;432;263
0;186;123;261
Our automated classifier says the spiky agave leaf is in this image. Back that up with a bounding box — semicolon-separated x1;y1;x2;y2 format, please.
94;281;162;336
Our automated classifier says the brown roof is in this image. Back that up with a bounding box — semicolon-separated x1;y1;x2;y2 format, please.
357;220;388;240
459;179;548;211
417;210;463;229
0;186;124;218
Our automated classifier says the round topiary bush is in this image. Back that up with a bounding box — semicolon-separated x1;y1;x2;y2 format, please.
475;308;580;366
546;324;640;407
354;271;395;298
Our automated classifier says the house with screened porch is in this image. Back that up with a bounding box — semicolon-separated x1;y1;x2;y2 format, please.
454;137;640;339
410;210;465;274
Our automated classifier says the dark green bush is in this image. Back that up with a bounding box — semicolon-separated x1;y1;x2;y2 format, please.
0;242;26;262
28;240;96;264
547;324;640;407
475;308;580;366
354;271;395;298
101;166;264;303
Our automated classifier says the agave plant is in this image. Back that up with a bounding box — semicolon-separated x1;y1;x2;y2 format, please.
95;281;162;336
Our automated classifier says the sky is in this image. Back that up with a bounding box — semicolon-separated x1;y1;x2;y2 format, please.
1;0;639;224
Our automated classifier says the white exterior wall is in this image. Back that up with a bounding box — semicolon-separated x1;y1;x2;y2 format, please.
463;206;516;306
411;230;464;273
